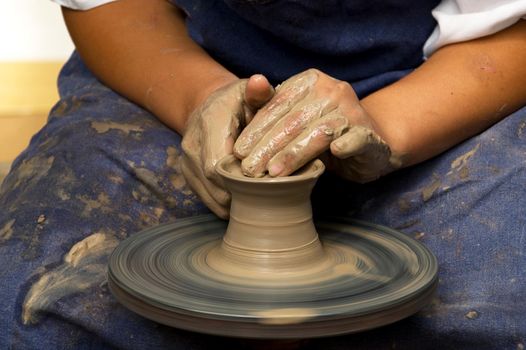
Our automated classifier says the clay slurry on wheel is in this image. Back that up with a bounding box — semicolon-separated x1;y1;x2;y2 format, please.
108;156;438;338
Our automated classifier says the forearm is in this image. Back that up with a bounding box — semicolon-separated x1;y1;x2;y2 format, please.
361;20;526;167
62;0;236;134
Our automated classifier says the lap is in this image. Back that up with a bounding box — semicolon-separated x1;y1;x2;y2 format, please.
0;53;213;349
0;52;524;349
312;104;526;349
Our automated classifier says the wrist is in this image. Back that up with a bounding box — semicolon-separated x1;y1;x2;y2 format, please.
188;72;239;118
147;65;238;135
360;92;412;168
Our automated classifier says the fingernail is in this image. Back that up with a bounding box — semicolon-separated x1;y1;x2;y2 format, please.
268;163;284;177
249;74;262;83
331;140;342;152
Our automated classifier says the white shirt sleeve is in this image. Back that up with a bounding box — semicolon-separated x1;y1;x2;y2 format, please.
423;0;526;57
50;0;116;10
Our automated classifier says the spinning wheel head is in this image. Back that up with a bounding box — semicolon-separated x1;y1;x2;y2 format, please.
108;156;438;338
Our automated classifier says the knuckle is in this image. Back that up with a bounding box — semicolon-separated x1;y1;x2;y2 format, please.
204;162;217;179
336;80;351;91
306;68;321;75
317;124;335;139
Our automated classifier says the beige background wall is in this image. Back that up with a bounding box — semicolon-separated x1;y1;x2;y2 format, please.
0;0;74;179
0;1;74;61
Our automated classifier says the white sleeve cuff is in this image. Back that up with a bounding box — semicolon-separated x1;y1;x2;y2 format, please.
423;0;526;57
50;0;117;10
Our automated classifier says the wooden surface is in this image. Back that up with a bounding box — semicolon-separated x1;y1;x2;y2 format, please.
0;62;62;167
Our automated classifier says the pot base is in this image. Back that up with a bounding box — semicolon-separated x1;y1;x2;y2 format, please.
108;215;438;339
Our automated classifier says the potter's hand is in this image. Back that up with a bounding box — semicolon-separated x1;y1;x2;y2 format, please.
181;75;274;218
233;69;401;183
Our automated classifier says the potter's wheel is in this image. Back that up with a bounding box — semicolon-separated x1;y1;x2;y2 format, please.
108;214;438;338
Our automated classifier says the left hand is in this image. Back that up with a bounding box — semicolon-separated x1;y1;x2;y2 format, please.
233;69;401;183
181;75;274;218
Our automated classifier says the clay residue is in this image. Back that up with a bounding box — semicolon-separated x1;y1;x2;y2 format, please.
166;146;188;191
458;166;469;180
414;232;425;240
128;161;176;207
441;229;455;242
90;121;144;135
153;207;165;219
0;219;15;242
465;310;479;320
78;193;112;217
64;233;108;267
397;198;411;213
51;95;86;117
37;214;46;225
170;174;186;190
518;121;526;138
13;155;55;188
22;232;119;324
183;199;194;207
51;168;77;199
56;189;71;201
422;176;441;202
132;185;153;204
449;143;480;174
395;219;420;230
52;100;69;116
254;308;316;325
133;166;161;190
108;175;124;184
118;213;133;222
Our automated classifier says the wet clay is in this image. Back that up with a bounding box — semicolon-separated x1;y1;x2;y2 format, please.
211;156;326;276
108;155;438;338
232;69;400;182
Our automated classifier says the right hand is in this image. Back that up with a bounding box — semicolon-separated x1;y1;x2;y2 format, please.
181;75;274;218
233;69;401;183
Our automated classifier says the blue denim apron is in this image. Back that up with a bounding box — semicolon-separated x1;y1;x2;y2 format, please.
0;0;524;348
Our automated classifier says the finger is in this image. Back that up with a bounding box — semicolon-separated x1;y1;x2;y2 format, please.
243;74;275;125
234;70;319;159
200;85;245;188
181;156;230;219
182;131;232;207
266;113;349;177
188;153;231;207
330;125;389;159
240;99;331;177
244;74;274;109
329;126;391;183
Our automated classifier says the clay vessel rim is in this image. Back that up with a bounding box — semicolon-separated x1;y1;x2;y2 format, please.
216;155;325;184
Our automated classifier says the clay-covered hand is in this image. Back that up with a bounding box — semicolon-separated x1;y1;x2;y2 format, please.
181;75;274;219
233;69;401;183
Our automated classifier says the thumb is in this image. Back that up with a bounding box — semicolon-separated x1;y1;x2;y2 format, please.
330;126;382;159
244;74;274;109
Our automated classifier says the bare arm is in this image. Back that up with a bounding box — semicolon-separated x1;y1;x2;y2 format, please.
62;0;237;134
63;0;276;218
362;20;526;166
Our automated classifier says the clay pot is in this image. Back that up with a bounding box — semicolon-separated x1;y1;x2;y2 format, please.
211;155;327;276
108;155;438;338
